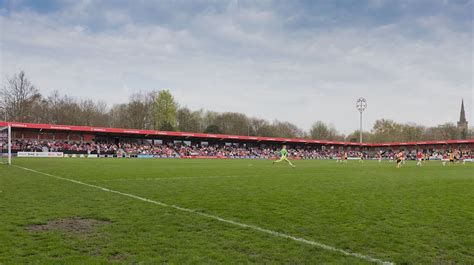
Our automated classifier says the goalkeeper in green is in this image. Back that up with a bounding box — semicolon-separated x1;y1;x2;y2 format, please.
273;145;295;168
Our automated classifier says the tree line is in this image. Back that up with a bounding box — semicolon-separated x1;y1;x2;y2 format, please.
1;71;471;142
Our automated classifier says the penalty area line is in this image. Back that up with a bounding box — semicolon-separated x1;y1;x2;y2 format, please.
14;165;394;265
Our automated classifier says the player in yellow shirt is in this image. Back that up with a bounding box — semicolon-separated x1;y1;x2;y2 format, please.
396;150;404;168
448;151;455;165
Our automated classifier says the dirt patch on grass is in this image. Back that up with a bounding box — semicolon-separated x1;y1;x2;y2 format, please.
108;251;131;261
27;217;110;234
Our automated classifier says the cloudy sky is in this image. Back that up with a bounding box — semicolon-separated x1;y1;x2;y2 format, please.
0;0;472;133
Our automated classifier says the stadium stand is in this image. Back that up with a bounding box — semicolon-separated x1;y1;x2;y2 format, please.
1;121;473;160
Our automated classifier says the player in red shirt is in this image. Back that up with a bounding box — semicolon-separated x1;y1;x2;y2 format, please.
416;150;423;166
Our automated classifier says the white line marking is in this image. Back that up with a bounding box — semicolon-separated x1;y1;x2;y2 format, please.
14;165;394;265
89;175;249;182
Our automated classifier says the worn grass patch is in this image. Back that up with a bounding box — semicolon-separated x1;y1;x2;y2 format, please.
27;217;110;234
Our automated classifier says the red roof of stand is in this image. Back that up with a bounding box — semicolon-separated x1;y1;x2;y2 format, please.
367;140;474;147
1;121;473;147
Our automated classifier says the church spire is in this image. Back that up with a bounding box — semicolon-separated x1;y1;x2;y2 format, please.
457;99;468;139
459;99;466;123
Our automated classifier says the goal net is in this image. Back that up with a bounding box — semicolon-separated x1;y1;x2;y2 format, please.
0;125;12;165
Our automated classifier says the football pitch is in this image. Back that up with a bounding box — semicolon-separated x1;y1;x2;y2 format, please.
0;158;473;264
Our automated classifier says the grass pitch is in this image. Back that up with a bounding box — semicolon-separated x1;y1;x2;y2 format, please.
0;158;473;264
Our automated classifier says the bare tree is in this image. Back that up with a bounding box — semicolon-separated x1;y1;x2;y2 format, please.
309;121;343;140
43;91;82;125
436;123;460;140
109;104;129;128
249;118;272;136
213;112;249;135
271;120;304;138
400;123;425;142
1;71;41;122
310;121;330;139
177;107;203;132
79;99;109;127
128;91;157;129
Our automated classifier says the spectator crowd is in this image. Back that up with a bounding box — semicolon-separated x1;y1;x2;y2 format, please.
3;139;473;160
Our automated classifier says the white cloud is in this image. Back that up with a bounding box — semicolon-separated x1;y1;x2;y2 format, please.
0;2;472;134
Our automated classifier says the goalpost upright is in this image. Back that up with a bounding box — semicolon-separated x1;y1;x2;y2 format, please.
8;124;11;165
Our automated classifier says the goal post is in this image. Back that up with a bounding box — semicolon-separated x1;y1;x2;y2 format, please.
0;125;12;165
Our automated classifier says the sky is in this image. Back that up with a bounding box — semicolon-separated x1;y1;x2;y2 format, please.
0;0;472;134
